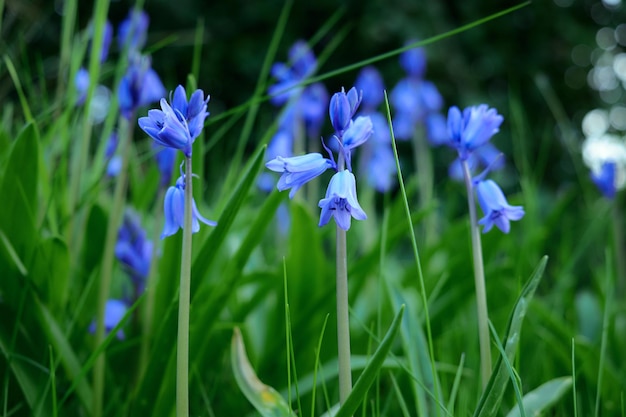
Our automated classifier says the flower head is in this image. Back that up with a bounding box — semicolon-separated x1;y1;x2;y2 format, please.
447;105;503;160
89;299;128;340
118;53;166;119
475;179;524;233
115;210;153;289
582;133;626;198
399;43;426;78
266;153;334;198
268;40;317;105
154;144;177;188
355;66;384;110
318;170;367;230
330;87;361;133
161;174;216;239
118;9;150;52
138;85;209;157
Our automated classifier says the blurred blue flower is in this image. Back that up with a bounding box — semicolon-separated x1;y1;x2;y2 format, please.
447;105;503;160
399;43;426;78
161;174;216;239
475;179;524;234
591;161;617;199
75;68;90;105
154;144;177;188
268;40;317;105
138;85;209;157
89;299;128;340
355;66;384;110
318;170;367;231
266;153;335;198
582;133;626;199
448;142;505;182
118;9;149;52
118;53;166;119
87;20;113;63
115;210;153;291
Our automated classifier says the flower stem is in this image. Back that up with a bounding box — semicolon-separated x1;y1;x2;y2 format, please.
461;159;492;389
93;115;131;417
176;156;193;417
335;226;352;406
413;126;436;247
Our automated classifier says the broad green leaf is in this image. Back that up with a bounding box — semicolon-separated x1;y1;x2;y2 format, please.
473;256;548;417
31;237;70;315
505;377;572;417
231;327;297;417
334;305;405;417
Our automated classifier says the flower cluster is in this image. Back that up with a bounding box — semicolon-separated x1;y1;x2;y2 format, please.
266;87;372;230
260;41;328;191
445;104;524;233
139;85;217;238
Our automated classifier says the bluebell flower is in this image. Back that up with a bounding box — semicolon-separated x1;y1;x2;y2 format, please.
447;105;503;160
268;40;317;105
118;9;149;52
118;53;166;119
161;174;216;239
115;210;153;290
581;133;626;198
89;299;128;340
330;87;361;133
318;170;367;230
75;68;90;105
343;116;374;151
475;179;524;233
87;20;113;63
448;142;505;182
355;66;384;110
154;144;177;188
266;153;335;198
399;43;426;78
138;85;209;157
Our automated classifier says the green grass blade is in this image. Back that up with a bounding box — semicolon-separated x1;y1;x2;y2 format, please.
334;305;405;417
505;377;573;417
231;328;297;417
473;256;548;417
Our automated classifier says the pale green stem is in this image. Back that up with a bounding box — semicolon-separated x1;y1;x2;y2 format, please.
413;126;436;247
335;155;352;407
93;115;132;417
335;225;352;405
611;198;625;297
177;157;194;417
138;186;165;379
461;159;492;389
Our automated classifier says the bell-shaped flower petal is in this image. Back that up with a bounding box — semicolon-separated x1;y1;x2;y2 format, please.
330;90;352;132
476;179;524;233
161;175;217;239
118;9;149;52
89;299;128;340
447;104;503;160
318;170;367;230
266;153;333;198
343;116;373;150
355;66;385;110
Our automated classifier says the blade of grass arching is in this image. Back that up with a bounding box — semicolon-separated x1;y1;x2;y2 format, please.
231;328;297;417
384;91;440;415
446;353;466;414
572;339;579;417
311;314;330;417
48;347;57;417
334;305;404;417
487;321;526;417
505;376;572;417
473;256;548;417
2;56;33;123
595;252;613;417
220;0;293;194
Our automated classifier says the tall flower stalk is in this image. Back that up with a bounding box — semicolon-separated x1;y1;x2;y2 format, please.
266;87;372;407
139;85;215;417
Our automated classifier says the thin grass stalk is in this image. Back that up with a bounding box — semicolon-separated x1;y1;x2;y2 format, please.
413;126;436;247
176;156;194;417
460;159;491;389
92;115;132;417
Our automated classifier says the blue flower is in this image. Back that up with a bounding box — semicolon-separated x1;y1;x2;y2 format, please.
448;142;505;182
268;40;317;105
138;85;209;157
154;144;177;188
399;43;426;78
342;116;374;151
118;9;149;52
590;161;617;199
118;53;166;119
266;153;334;198
318;170;367;231
447;105;503;160
475;179;524;233
330;87;361;133
582;133;626;198
161;174;216;239
355;66;384;110
89;299;128;340
115;210;153;290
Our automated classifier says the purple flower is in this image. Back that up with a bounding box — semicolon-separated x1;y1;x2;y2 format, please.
447;105;503;160
138;85;209;157
118;9;150;52
476;179;524;233
161;174;216;239
590;161;617;199
89;299;128;340
355;66;384;110
318;170;367;230
115;210;153;289
266;153;334;198
118;53;166;119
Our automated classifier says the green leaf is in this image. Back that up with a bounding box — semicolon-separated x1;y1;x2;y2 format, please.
334;305;405;417
505;377;572;417
473;256;548;417
31;237;70;314
231;327;297;417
